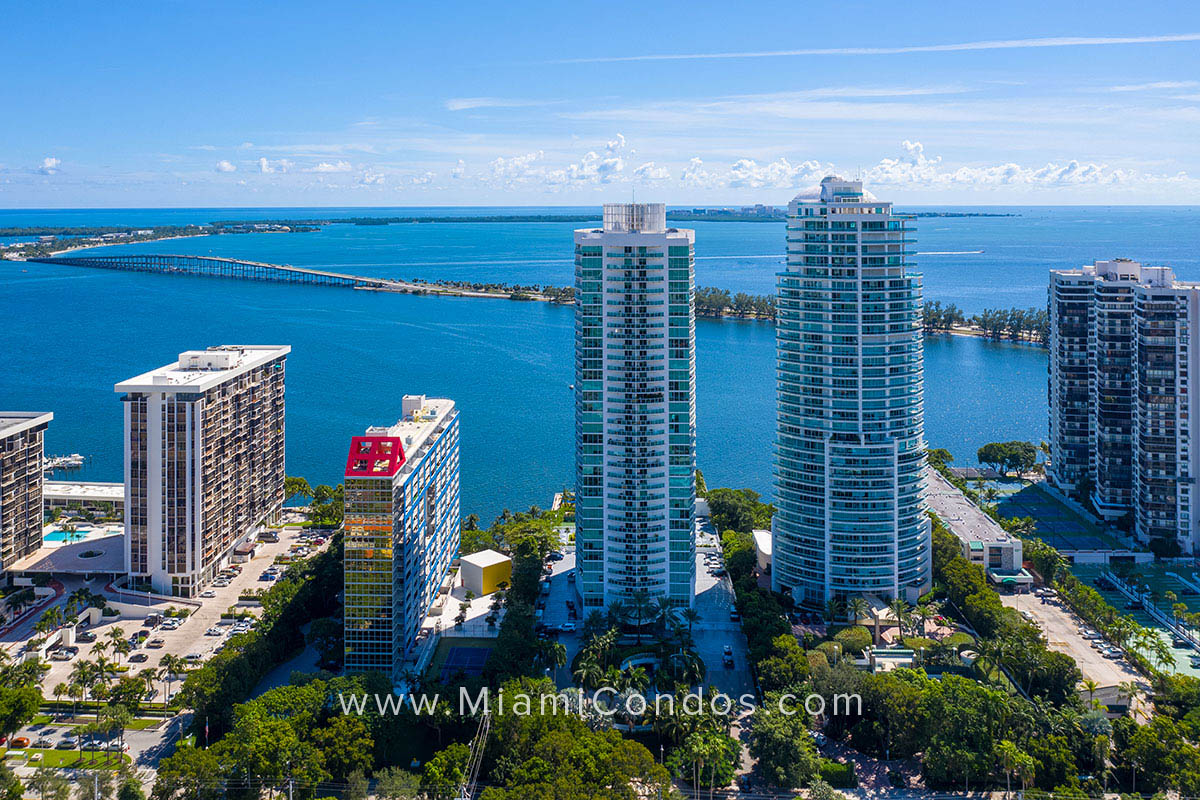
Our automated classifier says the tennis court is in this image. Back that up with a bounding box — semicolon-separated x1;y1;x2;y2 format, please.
993;482;1122;550
426;637;495;683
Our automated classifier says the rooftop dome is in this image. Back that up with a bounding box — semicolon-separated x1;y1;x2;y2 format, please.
792;175;877;203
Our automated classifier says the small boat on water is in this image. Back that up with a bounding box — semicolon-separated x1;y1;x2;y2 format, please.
44;453;85;471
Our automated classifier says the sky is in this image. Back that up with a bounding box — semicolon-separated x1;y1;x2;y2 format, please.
2;0;1199;207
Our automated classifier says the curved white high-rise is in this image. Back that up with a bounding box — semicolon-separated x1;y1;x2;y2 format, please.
773;177;930;607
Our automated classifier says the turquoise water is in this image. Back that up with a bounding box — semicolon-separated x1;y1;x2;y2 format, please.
43;528;95;543
4;205;1197;519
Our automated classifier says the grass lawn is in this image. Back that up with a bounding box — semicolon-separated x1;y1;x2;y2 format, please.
8;748;131;769
31;714;164;730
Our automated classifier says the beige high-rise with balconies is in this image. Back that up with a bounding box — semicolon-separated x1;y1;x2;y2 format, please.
0;412;53;569
116;346;288;597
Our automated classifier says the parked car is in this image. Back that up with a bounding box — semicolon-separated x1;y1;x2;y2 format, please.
723;654;734;668
722;644;733;656
146;638;165;648
129;653;149;663
33;737;53;749
76;631;96;643
559;623;576;633
205;627;223;637
729;609;741;622
11;737;29;749
200;590;216;598
57;737;78;750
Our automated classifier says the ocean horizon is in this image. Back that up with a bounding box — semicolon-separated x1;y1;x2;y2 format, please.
5;204;1196;518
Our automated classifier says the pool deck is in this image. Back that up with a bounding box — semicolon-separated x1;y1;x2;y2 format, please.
9;532;124;574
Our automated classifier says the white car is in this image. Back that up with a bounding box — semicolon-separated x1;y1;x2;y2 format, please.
204;627;223;637
200;590;216;598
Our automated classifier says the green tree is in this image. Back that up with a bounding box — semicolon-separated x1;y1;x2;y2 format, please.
422;742;470;800
375;767;421;800
310;715;373;779
747;694;821;788
150;746;224;800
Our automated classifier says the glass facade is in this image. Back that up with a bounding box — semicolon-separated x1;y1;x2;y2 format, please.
574;204;696;609
773;178;929;607
343;405;460;684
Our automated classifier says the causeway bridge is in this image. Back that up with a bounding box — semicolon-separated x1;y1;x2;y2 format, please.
31;253;390;289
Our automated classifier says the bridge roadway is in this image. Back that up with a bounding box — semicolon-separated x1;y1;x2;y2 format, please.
32;253;393;289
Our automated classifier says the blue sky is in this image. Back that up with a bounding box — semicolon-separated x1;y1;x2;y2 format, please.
3;0;1199;206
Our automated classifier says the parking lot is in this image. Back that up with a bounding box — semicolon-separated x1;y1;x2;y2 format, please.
1001;590;1149;711
26;524;329;699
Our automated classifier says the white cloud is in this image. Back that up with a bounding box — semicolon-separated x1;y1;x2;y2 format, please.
680;157;716;189
358;170;385;186
483;151;545;187
863;140;1187;189
215;160;236;173
445;97;556;111
309;160;353;173
1109;80;1199;92
633;161;670;181
557;33;1200;64
666;141;1195;194
38;157;61;175
409;172;435;186
728;157;827;188
545;150;624;186
257;158;293;174
450;159;466;179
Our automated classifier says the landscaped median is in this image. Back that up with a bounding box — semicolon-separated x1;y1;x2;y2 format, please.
5;747;131;769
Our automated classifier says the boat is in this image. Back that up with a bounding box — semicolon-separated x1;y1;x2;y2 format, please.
44;453;85;471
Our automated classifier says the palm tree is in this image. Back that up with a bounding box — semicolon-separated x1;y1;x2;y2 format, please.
824;597;845;624
52;682;68;717
605;600;626;631
1117;681;1143;716
629;589;655;644
1080;678;1100;707
845;596;869;626
887;598;910;639
573;655;602;690
682;607;701;637
161;654;185;702
625;665;650;693
996;739;1023;799
111;638;132;665
69;660;95;702
138;667;160;702
67;681;84;721
914;603;936;637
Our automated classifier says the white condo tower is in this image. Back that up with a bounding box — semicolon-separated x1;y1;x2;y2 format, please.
773;177;931;607
574;204;697;610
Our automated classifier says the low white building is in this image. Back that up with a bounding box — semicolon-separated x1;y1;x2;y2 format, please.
753;529;772;572
925;468;1032;589
44;481;124;517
